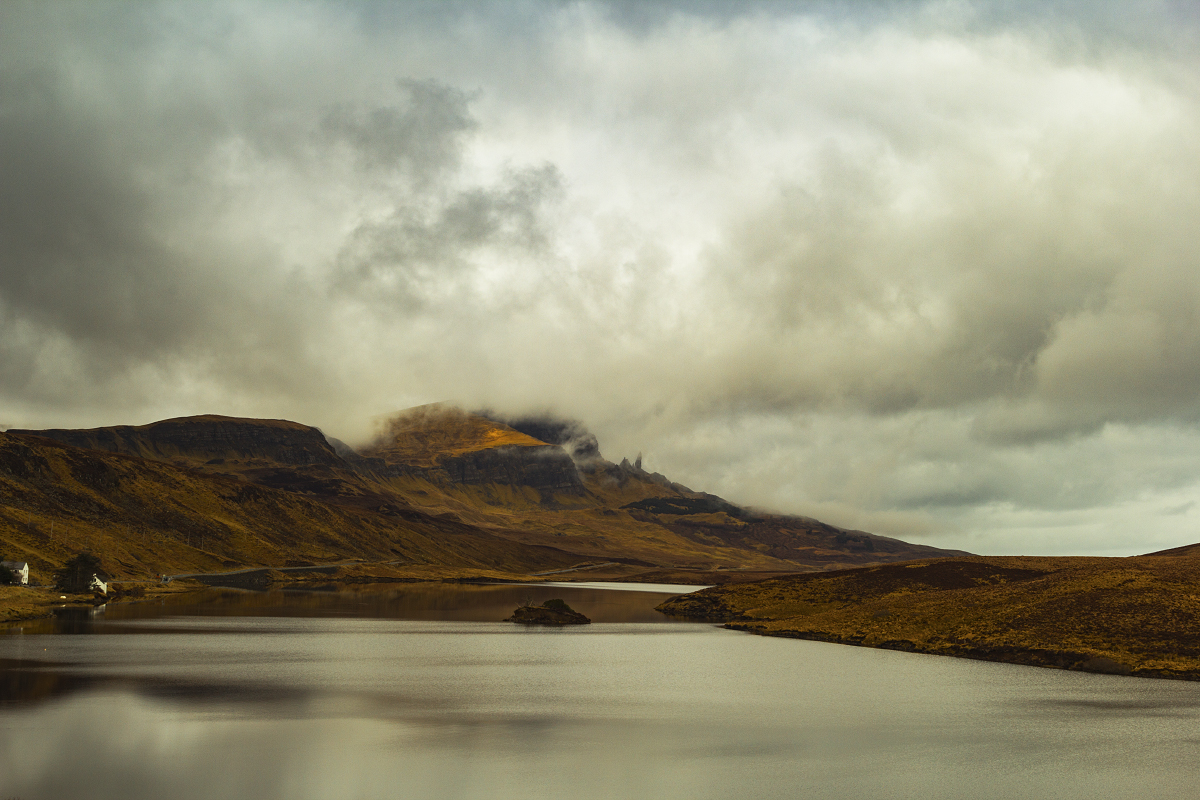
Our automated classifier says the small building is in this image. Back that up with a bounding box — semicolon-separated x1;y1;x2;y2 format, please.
89;574;107;595
1;561;29;585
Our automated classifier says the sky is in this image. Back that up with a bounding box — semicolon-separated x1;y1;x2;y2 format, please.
2;1;1199;556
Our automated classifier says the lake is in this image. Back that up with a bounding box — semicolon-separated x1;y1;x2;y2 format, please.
1;581;1198;799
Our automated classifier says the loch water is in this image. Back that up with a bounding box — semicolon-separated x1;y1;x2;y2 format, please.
1;581;1198;800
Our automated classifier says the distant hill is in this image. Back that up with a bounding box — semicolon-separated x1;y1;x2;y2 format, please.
3;406;966;583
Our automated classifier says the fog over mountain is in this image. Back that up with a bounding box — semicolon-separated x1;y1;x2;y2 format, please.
3;1;1199;555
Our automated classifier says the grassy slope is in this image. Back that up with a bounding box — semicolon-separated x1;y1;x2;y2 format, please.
349;407;847;570
0;432;580;584
657;554;1200;679
376;475;805;569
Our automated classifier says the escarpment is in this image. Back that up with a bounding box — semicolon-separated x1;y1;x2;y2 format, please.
12;416;343;469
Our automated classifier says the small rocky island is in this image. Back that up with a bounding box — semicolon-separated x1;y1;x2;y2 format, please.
506;598;591;625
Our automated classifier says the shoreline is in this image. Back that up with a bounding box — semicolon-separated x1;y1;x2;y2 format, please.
0;561;743;628
0;581;211;626
721;622;1200;681
656;554;1200;682
11;563;1199;682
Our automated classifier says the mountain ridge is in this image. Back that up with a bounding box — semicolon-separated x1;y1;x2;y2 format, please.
2;406;966;587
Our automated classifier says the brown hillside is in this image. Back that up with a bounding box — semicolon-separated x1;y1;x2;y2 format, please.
657;553;1200;679
360;409;962;571
0;431;580;584
5;407;968;583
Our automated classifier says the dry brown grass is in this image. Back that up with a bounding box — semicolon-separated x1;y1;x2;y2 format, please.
0;431;582;591
658;554;1200;679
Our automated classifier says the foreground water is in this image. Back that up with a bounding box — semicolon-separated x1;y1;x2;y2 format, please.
1;582;1198;799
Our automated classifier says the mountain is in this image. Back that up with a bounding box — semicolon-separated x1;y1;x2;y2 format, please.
360;406;964;571
656;551;1200;678
0;427;581;584
2;406;965;584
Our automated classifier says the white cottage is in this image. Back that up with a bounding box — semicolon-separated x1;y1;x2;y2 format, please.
89;574;107;594
1;561;29;585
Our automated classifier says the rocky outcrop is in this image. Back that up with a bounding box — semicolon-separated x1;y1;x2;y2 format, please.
616;458;695;493
361;444;584;495
506;598;591;625
438;445;583;492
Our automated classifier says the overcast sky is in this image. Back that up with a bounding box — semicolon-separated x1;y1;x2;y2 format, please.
3;1;1199;556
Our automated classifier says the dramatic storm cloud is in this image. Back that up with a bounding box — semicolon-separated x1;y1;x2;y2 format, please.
3;0;1199;555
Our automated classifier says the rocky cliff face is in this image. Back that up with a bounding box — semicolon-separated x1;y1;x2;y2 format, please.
12;416;344;468
436;445;583;492
360;407;585;496
356;445;584;494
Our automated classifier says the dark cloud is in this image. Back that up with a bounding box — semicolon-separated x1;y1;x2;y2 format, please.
0;52;195;355
335;163;562;308
320;80;477;181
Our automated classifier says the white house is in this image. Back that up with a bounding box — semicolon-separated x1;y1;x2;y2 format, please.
89;574;107;594
1;561;29;585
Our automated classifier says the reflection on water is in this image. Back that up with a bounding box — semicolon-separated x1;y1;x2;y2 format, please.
10;581;689;635
1;583;1199;800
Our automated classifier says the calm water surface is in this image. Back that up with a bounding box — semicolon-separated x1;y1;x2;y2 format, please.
1;582;1198;799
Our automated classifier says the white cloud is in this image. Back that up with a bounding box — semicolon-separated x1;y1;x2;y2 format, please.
2;1;1199;554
